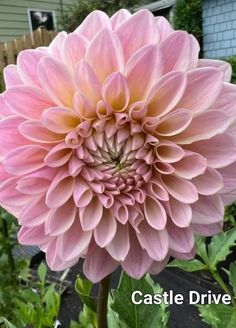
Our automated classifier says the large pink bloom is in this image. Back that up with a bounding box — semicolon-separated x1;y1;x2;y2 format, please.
1;9;236;282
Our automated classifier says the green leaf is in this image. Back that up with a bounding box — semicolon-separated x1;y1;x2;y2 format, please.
107;296;129;328
168;259;207;272
37;262;47;284
198;304;236;328
75;276;97;313
110;272;169;328
196;236;209;264
0;317;17;328
208;228;236;268
229;262;236;297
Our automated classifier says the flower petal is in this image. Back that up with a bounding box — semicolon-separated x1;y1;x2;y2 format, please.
106;223;130;261
38;56;75;107
157;109;192;136
94;209;117;247
85;28;124;82
197;59;232;82
62;33;88;70
192;167;223;195
172;152;207;179
83;240;118;283
176;68;223;114
144;196;167;230
79;197;103;231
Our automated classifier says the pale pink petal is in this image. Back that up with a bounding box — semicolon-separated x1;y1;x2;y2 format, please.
219;162;236;204
0;176;30;207
75;60;101;104
176;68;223;113
4;86;54;119
149;255;170;275
137;221;169;261
73;179;93;207
62;33;88;70
188;134;236;168
17;49;45;87
19;120;65;143
38;56;75;107
44;143;72;167
94;209;117;247
0;116;28;157
172;152;207;179
162;175;198;204
156;16;173;42
110;9;132;29
46;171;74;208
75;10;111;40
157;109;192;136
48;31;67;59
3;65;23;88
85;28;124;82
106;223;130;261
171;110;231;144
146;71;187;117
57;218;92;261
191;194;224;225
168;197;192;228
102;72;129;111
45;199;76;236
144;196;167;230
197;58;232;82
122;229;153;279
167;221;195;253
125;45;162;101
0;94;14;117
19;194;50;227
192;167;223;195
116;9;159;61
161;31;199;73
18;223;51;245
79;197;103;231
211;83;236;117
156;140;185;163
3;145;47;175
83;240;118;283
41;107;80;133
191;222;223;236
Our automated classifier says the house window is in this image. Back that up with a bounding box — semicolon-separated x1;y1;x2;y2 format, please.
28;9;56;32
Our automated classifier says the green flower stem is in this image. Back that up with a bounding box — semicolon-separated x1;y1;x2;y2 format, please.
97;274;111;328
1;217;15;274
211;269;236;307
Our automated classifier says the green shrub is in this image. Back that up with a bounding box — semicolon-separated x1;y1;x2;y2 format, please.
173;0;202;42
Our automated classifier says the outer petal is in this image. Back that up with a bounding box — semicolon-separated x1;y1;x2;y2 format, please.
192;167;223;195
146;71;187;117
79;197;103;231
94;209;117;247
38;56;75;107
17;49;45;87
115;9;159;61
144;196;167;230
106;223;130;261
85;28;124;82
57;218;92;262
62;33;89;70
3;65;23;88
167;221;195;253
121;229;153;279
4;86;54;119
176;68;223;114
161;31;199;73
75;10;111;40
125;45;163;101
110;9;132;29
197;58;232;82
83;240;118;283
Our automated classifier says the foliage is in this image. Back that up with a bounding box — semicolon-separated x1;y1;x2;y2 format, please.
0;208;61;328
60;0;143;32
109;272;169;328
198;303;236;328
72;276;97;328
173;0;202;42
72;273;169;328
169;228;236;327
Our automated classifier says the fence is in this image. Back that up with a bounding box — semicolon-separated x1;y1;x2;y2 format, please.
0;28;57;70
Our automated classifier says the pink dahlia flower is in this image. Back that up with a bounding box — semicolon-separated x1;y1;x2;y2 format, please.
1;9;236;283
